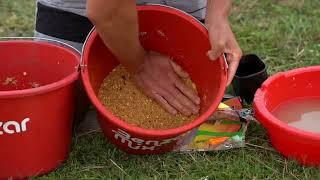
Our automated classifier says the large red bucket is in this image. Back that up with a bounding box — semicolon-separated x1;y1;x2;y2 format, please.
0;38;80;178
254;66;320;166
82;5;228;154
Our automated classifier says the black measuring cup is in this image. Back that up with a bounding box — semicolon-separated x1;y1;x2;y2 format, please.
232;54;268;104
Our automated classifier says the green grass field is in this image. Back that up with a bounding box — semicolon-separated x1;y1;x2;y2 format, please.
1;0;320;179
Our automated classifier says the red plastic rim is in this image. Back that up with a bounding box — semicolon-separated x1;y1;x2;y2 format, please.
0;40;80;99
254;66;320;141
81;5;228;137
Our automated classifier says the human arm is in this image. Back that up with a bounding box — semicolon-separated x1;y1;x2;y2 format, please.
87;0;200;116
205;0;242;85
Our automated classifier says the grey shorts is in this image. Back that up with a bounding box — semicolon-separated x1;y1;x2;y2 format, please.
34;1;206;55
34;31;84;52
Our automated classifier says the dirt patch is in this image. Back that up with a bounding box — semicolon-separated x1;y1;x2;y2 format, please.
30;82;41;88
2;76;41;89
2;77;17;86
98;65;199;130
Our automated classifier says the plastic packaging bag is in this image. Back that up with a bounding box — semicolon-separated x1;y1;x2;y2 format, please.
175;97;252;152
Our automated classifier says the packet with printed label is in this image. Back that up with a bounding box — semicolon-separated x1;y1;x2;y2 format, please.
174;97;252;152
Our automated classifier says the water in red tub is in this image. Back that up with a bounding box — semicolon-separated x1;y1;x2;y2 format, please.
272;97;320;134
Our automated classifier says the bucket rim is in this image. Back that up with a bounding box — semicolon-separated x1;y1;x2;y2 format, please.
253;65;320;140
81;4;228;137
0;38;80;99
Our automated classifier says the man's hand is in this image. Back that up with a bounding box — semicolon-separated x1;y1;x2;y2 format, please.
207;19;242;85
205;0;242;85
87;0;200;116
132;52;200;116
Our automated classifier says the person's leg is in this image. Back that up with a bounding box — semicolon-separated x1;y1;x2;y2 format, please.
34;2;99;132
34;2;92;50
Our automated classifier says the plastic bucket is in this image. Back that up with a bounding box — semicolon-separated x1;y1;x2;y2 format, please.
82;5;228;154
0;38;80;178
254;66;320;166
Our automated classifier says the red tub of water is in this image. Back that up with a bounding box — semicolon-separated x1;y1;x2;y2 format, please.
0;38;80;178
81;5;228;154
254;66;320;166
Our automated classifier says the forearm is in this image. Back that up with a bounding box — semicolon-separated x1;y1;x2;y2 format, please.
205;0;232;26
87;0;144;73
205;0;242;86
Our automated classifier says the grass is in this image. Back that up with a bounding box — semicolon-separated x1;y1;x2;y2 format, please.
1;0;320;179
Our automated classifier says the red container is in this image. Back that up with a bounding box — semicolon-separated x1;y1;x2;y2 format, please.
82;5;228;154
254;66;320;166
0;39;80;178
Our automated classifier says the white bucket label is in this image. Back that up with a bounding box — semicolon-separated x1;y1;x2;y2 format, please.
0;118;30;135
112;128;180;151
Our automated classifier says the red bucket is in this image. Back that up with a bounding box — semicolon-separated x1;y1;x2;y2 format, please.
254;66;320;166
82;5;228;154
0;38;80;178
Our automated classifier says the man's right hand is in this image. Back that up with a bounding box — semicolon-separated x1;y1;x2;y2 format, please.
87;0;200;116
132;51;200;116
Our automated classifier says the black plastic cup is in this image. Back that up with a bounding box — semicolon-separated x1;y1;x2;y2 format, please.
232;54;268;104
